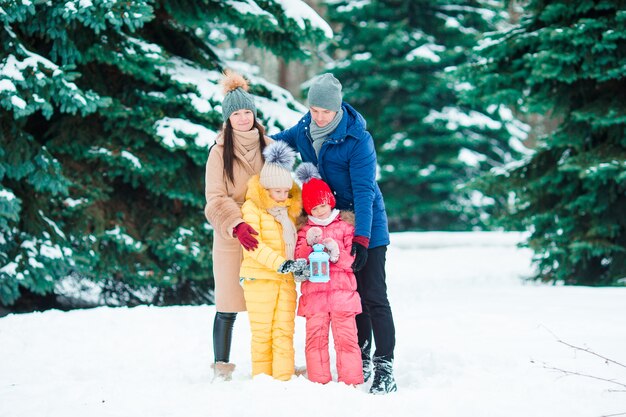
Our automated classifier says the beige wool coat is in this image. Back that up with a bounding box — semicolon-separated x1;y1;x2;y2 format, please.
204;128;272;312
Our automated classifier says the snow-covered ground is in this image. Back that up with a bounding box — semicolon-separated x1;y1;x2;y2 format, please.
1;232;625;417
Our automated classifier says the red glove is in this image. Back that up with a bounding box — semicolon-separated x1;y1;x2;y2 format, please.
233;222;259;251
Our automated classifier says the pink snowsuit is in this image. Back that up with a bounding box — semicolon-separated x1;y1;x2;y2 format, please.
295;212;364;385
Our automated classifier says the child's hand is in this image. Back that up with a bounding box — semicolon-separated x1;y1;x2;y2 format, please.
322;237;340;263
306;227;323;246
294;266;310;282
278;258;309;274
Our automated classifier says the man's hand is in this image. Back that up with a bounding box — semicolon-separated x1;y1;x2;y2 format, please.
350;236;370;272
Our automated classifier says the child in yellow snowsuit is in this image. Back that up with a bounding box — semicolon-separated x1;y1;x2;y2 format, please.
239;141;308;380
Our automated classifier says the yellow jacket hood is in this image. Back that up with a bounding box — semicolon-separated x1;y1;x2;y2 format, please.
245;175;302;219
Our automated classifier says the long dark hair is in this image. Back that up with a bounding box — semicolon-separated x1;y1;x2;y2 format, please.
222;119;267;185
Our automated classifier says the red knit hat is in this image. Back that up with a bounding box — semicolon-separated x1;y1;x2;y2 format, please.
302;177;336;215
295;163;336;215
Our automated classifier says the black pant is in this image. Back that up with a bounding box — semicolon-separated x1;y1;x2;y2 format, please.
213;311;237;363
355;245;396;362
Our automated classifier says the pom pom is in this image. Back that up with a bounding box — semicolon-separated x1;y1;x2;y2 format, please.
221;69;250;95
263;141;296;170
295;162;321;185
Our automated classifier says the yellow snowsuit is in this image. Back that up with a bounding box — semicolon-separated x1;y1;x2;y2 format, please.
240;175;302;381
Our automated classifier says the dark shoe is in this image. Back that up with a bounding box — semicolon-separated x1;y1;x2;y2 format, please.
369;358;397;394
362;357;372;383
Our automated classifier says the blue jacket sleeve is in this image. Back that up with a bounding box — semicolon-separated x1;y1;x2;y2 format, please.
349;132;377;240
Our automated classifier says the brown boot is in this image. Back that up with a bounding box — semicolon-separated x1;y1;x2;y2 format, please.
212;362;235;382
294;365;307;377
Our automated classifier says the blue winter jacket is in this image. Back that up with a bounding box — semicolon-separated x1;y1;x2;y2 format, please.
272;103;390;249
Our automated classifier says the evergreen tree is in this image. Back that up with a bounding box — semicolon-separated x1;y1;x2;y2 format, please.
462;0;626;285
325;0;527;231
0;0;329;308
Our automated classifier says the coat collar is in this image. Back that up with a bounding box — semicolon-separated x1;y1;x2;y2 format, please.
306;210;354;227
302;102;368;144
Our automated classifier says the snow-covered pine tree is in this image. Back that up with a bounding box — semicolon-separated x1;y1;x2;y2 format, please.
324;0;527;230
0;0;329;308
463;0;626;285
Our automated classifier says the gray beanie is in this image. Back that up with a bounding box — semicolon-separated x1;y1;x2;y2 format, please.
307;73;343;112
221;70;257;121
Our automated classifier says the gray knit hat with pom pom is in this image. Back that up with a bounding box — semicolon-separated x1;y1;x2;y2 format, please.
307;73;342;112
221;70;257;121
260;142;296;189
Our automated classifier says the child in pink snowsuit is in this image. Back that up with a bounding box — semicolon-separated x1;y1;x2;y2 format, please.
294;163;364;386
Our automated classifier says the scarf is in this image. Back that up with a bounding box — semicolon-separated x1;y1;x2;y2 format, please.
308;209;340;227
267;206;297;260
309;108;344;157
232;128;264;175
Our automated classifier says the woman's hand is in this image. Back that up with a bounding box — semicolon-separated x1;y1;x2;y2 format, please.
233;222;259;251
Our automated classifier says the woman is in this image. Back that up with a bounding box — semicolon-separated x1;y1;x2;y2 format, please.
204;70;271;381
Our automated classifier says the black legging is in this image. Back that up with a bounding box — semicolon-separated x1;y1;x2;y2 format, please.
213;312;237;363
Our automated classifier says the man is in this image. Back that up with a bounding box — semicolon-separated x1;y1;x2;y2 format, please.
272;73;397;394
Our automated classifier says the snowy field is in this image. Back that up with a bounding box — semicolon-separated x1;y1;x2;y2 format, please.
1;232;625;417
